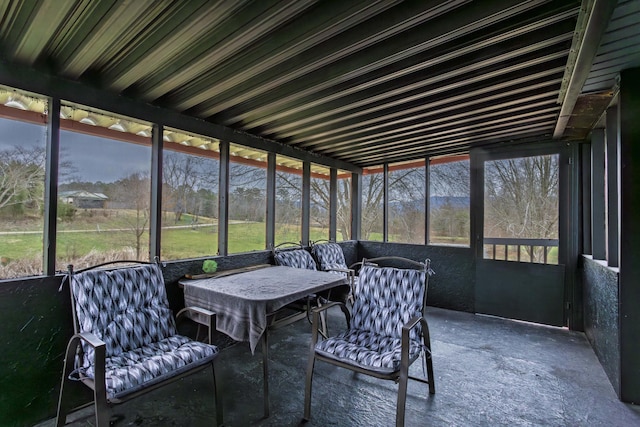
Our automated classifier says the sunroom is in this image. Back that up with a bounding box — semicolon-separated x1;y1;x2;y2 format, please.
0;1;639;426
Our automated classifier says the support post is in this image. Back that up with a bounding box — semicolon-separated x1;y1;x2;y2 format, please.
618;68;640;403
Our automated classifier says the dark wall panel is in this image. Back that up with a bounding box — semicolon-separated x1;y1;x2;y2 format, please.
476;259;565;326
357;241;474;312
0;275;89;427
582;253;621;395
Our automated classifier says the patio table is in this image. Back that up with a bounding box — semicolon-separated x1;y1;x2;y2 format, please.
180;265;347;417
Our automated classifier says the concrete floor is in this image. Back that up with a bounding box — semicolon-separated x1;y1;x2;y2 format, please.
44;307;640;427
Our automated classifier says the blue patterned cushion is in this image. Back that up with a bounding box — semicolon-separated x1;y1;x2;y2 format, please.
274;249;317;270
314;330;422;374
314;264;426;373
84;335;218;399
72;264;176;364
70;263;218;399
311;243;348;270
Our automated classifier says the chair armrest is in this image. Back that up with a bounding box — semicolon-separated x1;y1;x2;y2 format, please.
177;306;217;343
76;331;106;349
309;302;351;347
401;316;424;359
401;316;423;334
63;332;106;393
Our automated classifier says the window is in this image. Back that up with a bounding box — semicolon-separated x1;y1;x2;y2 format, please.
361;166;383;241
57;103;152;271
275;155;302;245
388;161;426;244
161;129;219;260
483;154;559;264
228;144;267;253
0;87;48;279
310;164;330;242
429;156;470;246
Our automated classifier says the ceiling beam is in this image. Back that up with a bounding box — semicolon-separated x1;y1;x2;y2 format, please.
553;0;617;138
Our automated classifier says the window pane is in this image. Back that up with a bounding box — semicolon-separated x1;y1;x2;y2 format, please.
161;129;219;260
275;155;302;245
484;154;559;264
389;161;425;244
336;170;351;241
361;167;383;241
429;157;470;246
310;164;330;242
57;104;152;270
228;144;267;253
0;87;48;279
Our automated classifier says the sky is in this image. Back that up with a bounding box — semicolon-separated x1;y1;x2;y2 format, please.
0;117;151;183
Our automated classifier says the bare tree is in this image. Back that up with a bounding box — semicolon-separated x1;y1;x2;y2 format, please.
484;155;558;238
0;145;45;214
484;154;559;261
111;172;150;259
389;167;426;243
429;160;470;243
274;170;302;241
229;162;267;223
163;151;218;223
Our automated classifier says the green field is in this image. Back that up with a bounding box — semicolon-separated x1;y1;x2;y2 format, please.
0;209;334;277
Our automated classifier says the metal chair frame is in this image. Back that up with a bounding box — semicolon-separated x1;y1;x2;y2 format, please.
56;260;223;427
303;256;436;427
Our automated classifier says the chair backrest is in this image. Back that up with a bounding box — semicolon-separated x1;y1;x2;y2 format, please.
70;263;176;365
311;242;348;272
351;263;426;341
274;248;318;270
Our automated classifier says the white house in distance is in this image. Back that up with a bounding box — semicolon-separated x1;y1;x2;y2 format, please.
58;190;108;209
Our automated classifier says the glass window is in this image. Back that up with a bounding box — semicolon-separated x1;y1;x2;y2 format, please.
228;144;267;253
429;156;470;246
57;103;152;271
336;170;351;241
0;87;48;279
388;161;425;244
361;166;383;241
310;164;330;242
275;155;302;245
161;129;219;260
483;154;559;264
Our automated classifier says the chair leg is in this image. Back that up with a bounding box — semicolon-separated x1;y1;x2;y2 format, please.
93;388;111;427
56;337;81;427
211;360;224;427
55;369;72;426
396;365;409;427
421;319;436;394
303;353;316;420
426;350;435;394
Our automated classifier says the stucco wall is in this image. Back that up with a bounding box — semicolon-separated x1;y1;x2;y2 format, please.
581;255;620;396
357;241;475;312
0;275;89;426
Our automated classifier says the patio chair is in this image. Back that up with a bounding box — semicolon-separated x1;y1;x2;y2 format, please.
303;257;436;427
310;240;356;301
56;260;223;427
272;241;318;270
271;242;347;335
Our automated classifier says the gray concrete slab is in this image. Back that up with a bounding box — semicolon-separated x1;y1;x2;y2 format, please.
42;307;640;427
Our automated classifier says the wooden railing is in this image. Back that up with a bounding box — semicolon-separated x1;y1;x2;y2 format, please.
483;237;559;264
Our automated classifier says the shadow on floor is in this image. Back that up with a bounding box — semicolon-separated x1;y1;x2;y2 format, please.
41;307;640;426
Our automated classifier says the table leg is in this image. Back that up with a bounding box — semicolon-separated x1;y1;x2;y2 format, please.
261;330;270;418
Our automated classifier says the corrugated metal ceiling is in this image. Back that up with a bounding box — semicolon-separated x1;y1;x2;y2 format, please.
0;0;633;168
